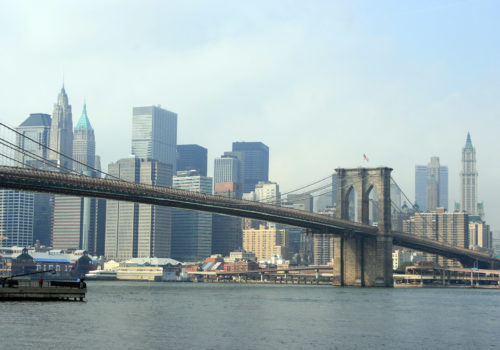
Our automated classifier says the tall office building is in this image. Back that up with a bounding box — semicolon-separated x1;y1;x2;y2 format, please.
172;170;212;261
52;190;105;255
0;190;34;247
105;157;173;260
439;166;448;211
426;157;440;211
15;113;51;167
232;142;269;193
51;195;83;250
312;207;336;265
0;113;53;248
52;102;102;252
414;165;427;211
73;103;95;173
313;234;334;265
469;221;492;251
460;133;478;215
212;153;243;256
132;106;177;170
49;85;73;170
14;113;53;246
212;183;243;256
73;102;103;255
414;158;448;211
214;154;241;185
176;144;207;176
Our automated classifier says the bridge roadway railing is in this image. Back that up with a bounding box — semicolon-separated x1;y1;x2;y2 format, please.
0;166;377;236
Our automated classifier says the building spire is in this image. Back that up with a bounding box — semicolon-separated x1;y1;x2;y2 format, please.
465;132;473;150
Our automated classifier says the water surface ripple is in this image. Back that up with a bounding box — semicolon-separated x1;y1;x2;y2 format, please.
1;281;498;349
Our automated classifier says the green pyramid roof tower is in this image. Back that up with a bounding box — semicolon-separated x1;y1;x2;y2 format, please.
74;102;93;131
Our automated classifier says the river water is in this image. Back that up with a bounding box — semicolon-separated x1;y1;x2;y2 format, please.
1;281;499;349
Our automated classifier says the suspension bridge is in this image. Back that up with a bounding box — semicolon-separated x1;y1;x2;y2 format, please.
0;122;498;287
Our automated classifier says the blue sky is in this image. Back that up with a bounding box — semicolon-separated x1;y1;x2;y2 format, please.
0;0;499;229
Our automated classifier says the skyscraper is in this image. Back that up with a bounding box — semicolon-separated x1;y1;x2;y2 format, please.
52;102;102;252
132;106;177;170
73;102;95;174
214;154;241;185
414;165;427;211
212;153;243;256
414;158;448;211
439;166;448;211
1;113;54;248
232;142;269;193
51;195;83;250
105;157;173;260
172;170;212;261
426;157;440;211
15;113;51;167
0;190;33;247
14;113;53;246
49;85;73;170
73;102;102;255
176;144;207;176
460;132;478;215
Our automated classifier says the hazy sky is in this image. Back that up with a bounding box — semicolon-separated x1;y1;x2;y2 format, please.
0;1;499;229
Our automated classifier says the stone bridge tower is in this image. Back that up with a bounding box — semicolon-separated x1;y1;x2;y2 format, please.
333;167;393;287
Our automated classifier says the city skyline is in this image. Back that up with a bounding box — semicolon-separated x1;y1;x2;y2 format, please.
0;1;499;229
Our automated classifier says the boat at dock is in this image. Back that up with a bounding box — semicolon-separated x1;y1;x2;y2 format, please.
85;270;117;280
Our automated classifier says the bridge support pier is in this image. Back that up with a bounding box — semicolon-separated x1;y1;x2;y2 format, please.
332;167;394;287
332;235;392;287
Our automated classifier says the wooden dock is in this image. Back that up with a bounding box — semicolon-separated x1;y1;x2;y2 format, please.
0;280;87;301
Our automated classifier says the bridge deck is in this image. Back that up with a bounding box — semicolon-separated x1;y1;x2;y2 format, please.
0;166;376;236
0;166;498;268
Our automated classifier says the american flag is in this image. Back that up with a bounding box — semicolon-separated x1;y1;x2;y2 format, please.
363;154;369;162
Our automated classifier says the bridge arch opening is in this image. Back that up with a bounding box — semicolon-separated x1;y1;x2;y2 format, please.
367;185;379;226
345;186;359;223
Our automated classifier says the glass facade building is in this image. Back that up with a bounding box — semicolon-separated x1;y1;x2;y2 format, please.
172;170;213;261
0;113;51;247
0;190;34;247
232;142;269;193
176;144;207;176
132;106;177;171
415;160;448;211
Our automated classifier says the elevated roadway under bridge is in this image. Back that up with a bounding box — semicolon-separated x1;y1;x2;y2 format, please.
0;166;498;286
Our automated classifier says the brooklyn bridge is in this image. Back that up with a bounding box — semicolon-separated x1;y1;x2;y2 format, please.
0;165;498;287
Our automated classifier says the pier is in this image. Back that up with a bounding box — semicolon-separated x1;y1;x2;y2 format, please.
0;280;87;301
